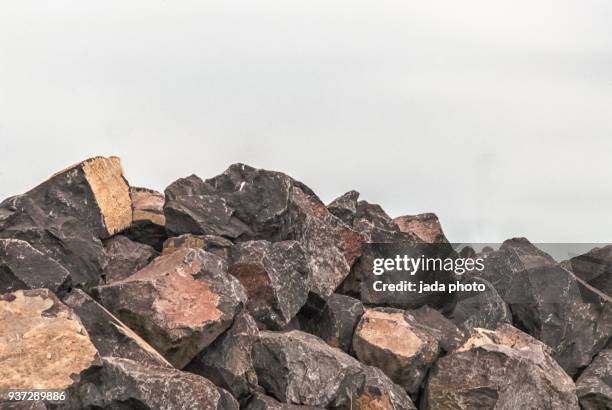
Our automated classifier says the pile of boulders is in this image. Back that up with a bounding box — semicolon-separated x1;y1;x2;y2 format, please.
0;156;610;409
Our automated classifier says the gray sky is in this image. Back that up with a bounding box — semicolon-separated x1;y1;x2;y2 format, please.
1;1;611;243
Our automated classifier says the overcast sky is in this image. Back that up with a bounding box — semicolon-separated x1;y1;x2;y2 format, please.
1;1;611;243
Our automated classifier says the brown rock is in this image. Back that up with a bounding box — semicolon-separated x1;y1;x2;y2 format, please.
327;190;360;226
93;248;246;368
245;394;324;409
393;213;448;244
576;349;612;410
423;324;580;409
124;187;168;250
229;240;311;329
162;233;233;259
352;308;439;395
0;289;100;392
102;235;158;283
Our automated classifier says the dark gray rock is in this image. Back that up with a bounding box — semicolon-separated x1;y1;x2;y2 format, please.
124;187;168;251
229;240;311;329
162;234;233;260
450;277;512;331
63;289;170;367
102;235;157;283
245;394;324;410
563;245;612;296
576;349;612;410
93;248;246;368
164;164;363;299
251;330;415;409
423;324;580;409
327;190;359;226
64;357;238;410
0;157;133;289
0;239;71;296
185;311;260;402
297;294;364;352
404;306;465;352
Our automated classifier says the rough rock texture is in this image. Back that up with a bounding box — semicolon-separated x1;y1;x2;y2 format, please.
124;187;168;250
352;308;439;395
327;190;360;226
450;277;512;331
245;394;324;410
229;240;311;329
576;349;612;410
393;213;449;244
63;288;170;367
297;293;365;352
102;235;158;283
93;248;246;368
164;164;363;298
404;306;466;352
424;324;580;409
0;289;100;392
65;357;239;410
185;311;260;402
563;244;612;296
162;233;233;259
474;237;612;376
251;330;415;409
0;238;71;295
0;156;132;288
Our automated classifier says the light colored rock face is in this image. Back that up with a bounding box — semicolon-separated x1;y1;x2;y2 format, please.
393;213;447;244
82;156;132;236
130;187;166;226
93;248;246;368
353;308;439;395
0;289;99;391
424;324;580;410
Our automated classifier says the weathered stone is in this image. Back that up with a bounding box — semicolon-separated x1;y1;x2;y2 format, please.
124;187;168;251
65;357;239;410
185;311;260;402
0;157;132;288
327;190;360;226
576;349;612;410
404;305;466;352
162;233;233;259
165;164;363;298
229;240;310;329
102;235;158;283
245;394;324;410
297;293;364;352
352;200;409;243
474;238;612;377
0;239;71;295
252;330;415;409
63;289;170;367
0;289;100;392
93;248;246;368
423;324;580;409
393;213;448;244
563;244;612;296
352;308;439;395
450;277;512;331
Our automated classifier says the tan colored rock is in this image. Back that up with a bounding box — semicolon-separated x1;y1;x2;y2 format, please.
0;289;100;391
130;187;165;226
93;248;246;368
352;308;439;395
393;213;448;244
424;324;580;409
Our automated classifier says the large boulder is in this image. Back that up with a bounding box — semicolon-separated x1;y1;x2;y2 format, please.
576;349;612;410
93;248;246;368
252;330;415;409
474;238;612;377
229;240;311;329
124;187;168;250
0;289;100;392
65;357;239;410
164;164;363;298
63;288;170;367
327;190;360;226
0;156;133;288
185;311;260;402
102;235;158;283
352;308;440;395
450;277;512;331
297;293;365;352
563;244;612;296
423;324;580;409
393;213;448;244
0;239;71;295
